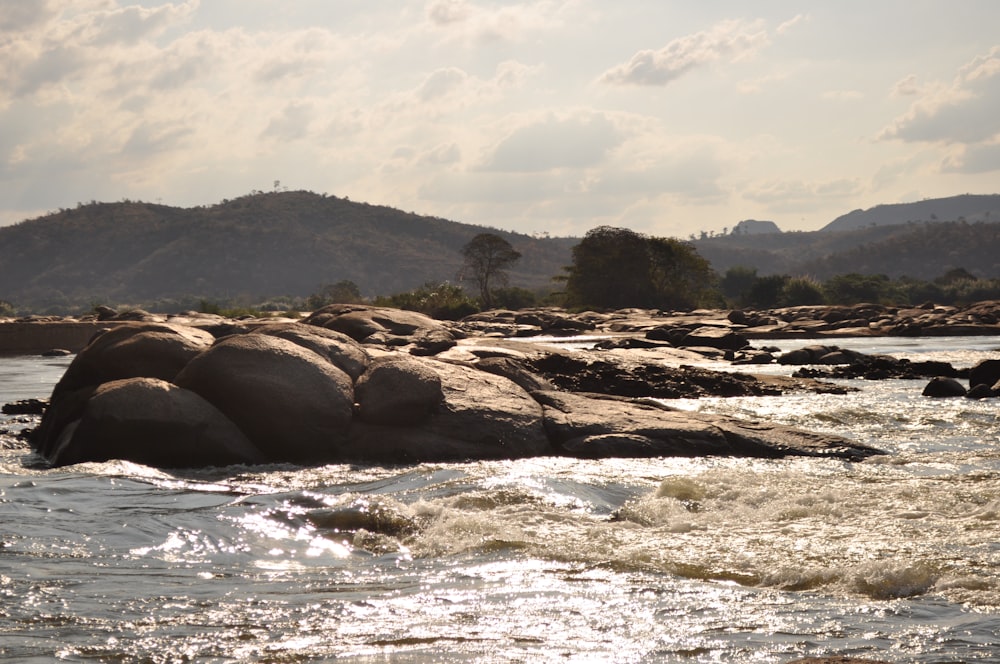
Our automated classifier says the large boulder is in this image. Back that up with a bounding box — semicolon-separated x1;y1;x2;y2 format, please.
968;359;1000;390
534;390;883;461
174;334;354;463
48;377;265;468
248;322;370;381
342;359;551;462
922;376;968;397
354;356;443;426
52;323;215;398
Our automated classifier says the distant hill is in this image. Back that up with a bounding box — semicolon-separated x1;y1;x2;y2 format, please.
821;194;1000;232
732;219;781;235
0;191;575;312
694;219;1000;280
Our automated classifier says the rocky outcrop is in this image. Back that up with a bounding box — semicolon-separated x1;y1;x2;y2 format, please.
536;391;881;461
25;306;891;469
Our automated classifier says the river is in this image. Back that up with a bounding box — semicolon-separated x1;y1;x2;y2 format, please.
1;336;999;662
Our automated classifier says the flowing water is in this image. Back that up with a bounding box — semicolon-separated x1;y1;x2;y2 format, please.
2;337;1000;662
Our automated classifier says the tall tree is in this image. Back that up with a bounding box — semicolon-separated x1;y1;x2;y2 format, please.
461;233;522;308
562;226;715;310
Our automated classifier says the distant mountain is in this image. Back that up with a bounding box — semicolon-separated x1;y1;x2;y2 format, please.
694;219;1000;280
0;191;575;312
732;219;781;235
821;194;1000;232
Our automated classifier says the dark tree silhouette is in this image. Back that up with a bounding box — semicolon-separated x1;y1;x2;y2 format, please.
461;233;521;308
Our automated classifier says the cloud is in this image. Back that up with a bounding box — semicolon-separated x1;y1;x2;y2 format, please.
598;19;769;86
417;67;469;102
943;141;1000;174
423;0;575;45
879;46;1000;145
890;74;922;97
0;0;57;32
479;112;621;172
744;178;864;212
261;102;314;142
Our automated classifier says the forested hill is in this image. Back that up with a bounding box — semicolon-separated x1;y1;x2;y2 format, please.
693;219;1000;280
0;191;575;312
821;194;1000;232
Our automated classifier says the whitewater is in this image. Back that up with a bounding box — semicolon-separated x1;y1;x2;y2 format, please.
2;336;1000;662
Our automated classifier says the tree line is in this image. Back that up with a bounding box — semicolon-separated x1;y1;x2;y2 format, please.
6;225;1000;320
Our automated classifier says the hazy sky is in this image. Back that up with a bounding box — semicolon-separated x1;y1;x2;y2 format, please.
3;1;1000;237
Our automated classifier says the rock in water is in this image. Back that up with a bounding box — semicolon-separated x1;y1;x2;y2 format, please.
175;334;354;463
49;377;265;468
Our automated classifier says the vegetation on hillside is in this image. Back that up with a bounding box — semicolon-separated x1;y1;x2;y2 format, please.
5;191;1000;318
695;219;1000;280
0;190;574;314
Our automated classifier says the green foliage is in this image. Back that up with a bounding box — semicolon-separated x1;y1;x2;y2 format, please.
490;286;539;310
306;280;364;310
779;276;826;306
823;273;895;305
374;281;478;320
0;299;14;317
745;275;789;308
720;266;758;304
461;233;522;308
562;227;716;310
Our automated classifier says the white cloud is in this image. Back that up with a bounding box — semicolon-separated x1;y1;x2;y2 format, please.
479;111;621;172
598;19;770;86
423;0;578;45
880;46;1000;145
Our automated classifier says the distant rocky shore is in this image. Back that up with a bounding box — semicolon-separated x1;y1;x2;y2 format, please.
4;300;1000;469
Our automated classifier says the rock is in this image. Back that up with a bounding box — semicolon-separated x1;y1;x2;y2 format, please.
965;383;995;399
48;377;265;468
968;359;1000;392
679;326;748;351
534;390;883;461
305;304;457;345
50;323;215;400
529;350;782;399
1;398;47;415
341;359;551;463
40;348;72;357
174;334;354;463
474;356;557;393
727;309;748;325
355;356;443;426
249;322;370;381
922;376;968;397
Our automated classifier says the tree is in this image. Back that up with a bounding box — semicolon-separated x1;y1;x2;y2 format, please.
306;280;363;310
461;233;521;308
562;226;715;310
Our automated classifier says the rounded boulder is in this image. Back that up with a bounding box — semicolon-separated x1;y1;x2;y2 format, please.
48;377;265;468
355;355;443;426
175;334;354;463
52;323;215;398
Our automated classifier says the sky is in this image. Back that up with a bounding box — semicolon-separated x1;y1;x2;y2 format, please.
2;1;1000;238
